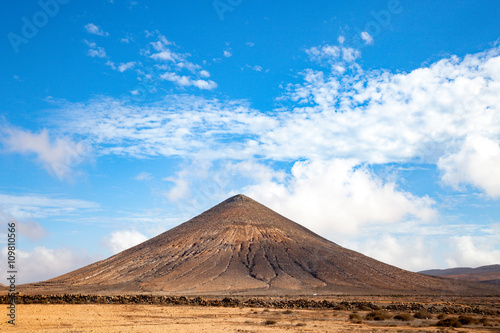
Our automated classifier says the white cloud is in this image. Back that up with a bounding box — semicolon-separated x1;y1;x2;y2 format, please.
447;235;500;267
438;135;500;198
84;40;106;58
199;70;210;78
246;42;255;47
164;176;190;201
346;235;437;271
88;47;106;58
105;60;116;70
163;159;217;204
223;50;232;58
120;33;133;43
151;50;177;62
361;31;374;44
227;160;286;185
0;126;89;179
106;230;148;254
55;43;500;201
160;72;217;90
306;44;361;65
0;212;48;241
245;159;436;237
0;193;98;221
118;61;136;72
84;23;109;37
192;79;218;90
0;246;100;284
57;95;275;159
146;33;217;90
267;44;500;200
134;172;152;181
18;220;49;241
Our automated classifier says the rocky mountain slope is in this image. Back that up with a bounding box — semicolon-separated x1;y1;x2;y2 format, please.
24;195;500;296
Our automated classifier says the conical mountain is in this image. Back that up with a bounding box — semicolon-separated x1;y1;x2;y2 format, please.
38;195;499;295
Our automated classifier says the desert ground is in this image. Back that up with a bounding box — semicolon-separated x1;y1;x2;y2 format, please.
2;296;499;332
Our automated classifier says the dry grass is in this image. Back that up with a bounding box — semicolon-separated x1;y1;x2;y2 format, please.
436;317;462;327
365;310;392;321
394;312;413;321
413;309;432;319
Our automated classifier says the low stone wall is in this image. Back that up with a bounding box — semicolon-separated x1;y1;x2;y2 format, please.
1;294;498;315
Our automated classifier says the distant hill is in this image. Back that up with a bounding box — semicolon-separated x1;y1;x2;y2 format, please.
419;265;500;285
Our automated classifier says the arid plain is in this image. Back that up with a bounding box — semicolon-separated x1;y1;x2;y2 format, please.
3;196;499;332
2;295;500;332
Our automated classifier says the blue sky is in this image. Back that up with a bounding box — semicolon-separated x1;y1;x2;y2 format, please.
1;0;500;283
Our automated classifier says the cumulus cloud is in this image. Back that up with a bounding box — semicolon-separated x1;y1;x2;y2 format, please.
0;212;48;241
199;70;210;78
346;235;437;271
118;61;136;72
245;65;264;72
438;135;500;198
164;171;191;202
162;159;223;206
106;230;148;254
54;43;500;202
269;44;500;199
223;50;232;58
17;220;49;241
84;23;109;37
447;235;500;267
245;159;437;237
0;126;88;179
360;31;374;44
161;72;217;90
84;40;106;58
306;43;361;70
1;246;100;284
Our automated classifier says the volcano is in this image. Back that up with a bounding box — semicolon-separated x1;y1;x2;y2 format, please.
31;195;499;295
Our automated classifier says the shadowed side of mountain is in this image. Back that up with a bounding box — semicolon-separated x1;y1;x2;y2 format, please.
19;195;500;296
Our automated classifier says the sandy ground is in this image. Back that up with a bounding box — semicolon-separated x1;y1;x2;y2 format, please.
1;304;499;333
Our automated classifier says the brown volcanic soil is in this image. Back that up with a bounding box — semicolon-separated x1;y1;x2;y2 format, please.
2;297;500;333
18;195;500;296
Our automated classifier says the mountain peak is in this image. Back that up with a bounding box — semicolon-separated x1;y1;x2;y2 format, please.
226;193;252;202
43;195;500;296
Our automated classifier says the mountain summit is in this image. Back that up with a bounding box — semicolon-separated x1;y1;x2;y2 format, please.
37;194;499;295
